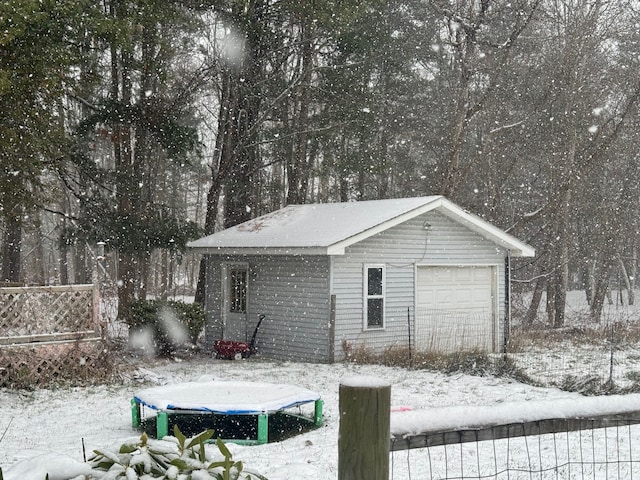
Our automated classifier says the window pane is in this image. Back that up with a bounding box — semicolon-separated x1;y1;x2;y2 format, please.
367;298;383;327
229;269;247;313
367;267;383;296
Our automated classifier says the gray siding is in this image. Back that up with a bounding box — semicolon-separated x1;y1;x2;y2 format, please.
204;255;223;344
205;210;510;363
205;254;331;362
331;211;507;360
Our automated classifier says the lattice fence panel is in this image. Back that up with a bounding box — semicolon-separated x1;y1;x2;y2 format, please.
0;340;113;388
0;285;96;336
0;285;114;388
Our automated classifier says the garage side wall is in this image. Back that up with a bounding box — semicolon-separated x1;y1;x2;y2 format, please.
331;211;507;360
205;254;332;362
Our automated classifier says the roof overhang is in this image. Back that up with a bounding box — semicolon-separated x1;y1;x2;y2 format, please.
187;247;329;256
436;199;535;257
327;197;535;257
188;196;535;258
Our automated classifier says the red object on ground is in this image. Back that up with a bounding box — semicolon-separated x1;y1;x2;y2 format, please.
214;314;265;360
214;340;253;360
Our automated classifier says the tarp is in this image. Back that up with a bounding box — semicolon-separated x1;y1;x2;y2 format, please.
134;380;321;415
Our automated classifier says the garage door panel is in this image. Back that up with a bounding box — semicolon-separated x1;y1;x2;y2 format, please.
416;266;495;354
418;288;489;309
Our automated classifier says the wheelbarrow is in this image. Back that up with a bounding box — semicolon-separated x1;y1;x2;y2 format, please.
214;314;265;360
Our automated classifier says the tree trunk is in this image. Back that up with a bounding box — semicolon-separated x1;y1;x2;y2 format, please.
194;56;238;305
548;107;576;328
618;252;635;306
286;20;313;205
440;72;471;197
545;281;555;327
590;259;613;322
549;192;571;328
630;247;637;306
222;0;267;227
112;23;137;320
524;276;546;326
584;261;595;307
2;210;22;283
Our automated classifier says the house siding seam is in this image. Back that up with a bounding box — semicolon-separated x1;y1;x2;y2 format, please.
330;211;507;360
205;254;331;362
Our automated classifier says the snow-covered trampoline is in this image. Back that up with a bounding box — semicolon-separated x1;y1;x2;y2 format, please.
131;380;323;445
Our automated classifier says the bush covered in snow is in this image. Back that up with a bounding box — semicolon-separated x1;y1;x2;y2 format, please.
2;427;267;480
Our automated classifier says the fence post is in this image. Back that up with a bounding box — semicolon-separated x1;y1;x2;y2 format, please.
93;241;106;337
338;376;391;480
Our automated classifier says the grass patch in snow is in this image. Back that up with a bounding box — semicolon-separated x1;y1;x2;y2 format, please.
342;342;534;384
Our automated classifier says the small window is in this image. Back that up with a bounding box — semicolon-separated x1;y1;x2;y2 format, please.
365;265;385;328
229;268;247;313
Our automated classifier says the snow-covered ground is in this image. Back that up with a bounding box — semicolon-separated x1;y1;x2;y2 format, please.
4;290;640;479
509;290;640;389
0;355;600;479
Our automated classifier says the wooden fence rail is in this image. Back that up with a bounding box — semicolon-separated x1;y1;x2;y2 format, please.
388;393;640;452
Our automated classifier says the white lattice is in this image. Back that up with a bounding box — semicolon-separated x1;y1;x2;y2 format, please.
0;285;96;337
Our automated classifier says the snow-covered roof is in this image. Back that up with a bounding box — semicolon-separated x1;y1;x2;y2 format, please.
187;196;535;257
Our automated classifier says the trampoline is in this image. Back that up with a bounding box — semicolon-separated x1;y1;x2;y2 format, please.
131;380;323;445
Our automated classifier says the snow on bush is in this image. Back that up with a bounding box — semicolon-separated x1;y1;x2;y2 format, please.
2;427;267;480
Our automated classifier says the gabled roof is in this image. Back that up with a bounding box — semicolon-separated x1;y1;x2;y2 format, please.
187;196;535;257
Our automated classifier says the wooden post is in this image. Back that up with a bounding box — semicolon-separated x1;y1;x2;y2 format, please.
328;295;336;362
338;376;391;480
94;242;106;337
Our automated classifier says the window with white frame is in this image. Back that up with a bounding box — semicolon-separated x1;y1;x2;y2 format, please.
228;267;247;313
365;265;385;328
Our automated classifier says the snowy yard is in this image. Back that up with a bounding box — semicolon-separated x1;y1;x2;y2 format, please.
0;355;591;479
508;290;640;389
6;289;640;478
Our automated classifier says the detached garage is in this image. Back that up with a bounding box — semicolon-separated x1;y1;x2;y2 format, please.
188;196;534;363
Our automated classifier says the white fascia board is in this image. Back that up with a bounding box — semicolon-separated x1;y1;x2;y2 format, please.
326;197;535;258
437;199;536;257
188;246;330;256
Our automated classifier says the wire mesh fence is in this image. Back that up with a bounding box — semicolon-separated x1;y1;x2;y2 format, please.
390;419;640;480
345;306;497;359
350;303;640;391
507;311;640;390
414;309;495;354
505;290;640;389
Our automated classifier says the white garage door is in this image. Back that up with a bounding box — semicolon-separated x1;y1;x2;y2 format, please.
415;266;496;353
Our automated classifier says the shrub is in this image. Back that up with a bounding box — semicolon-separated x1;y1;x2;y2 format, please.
170;301;206;345
89;427;267;479
124;300;206;356
126;300;160;330
1;427;268;479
